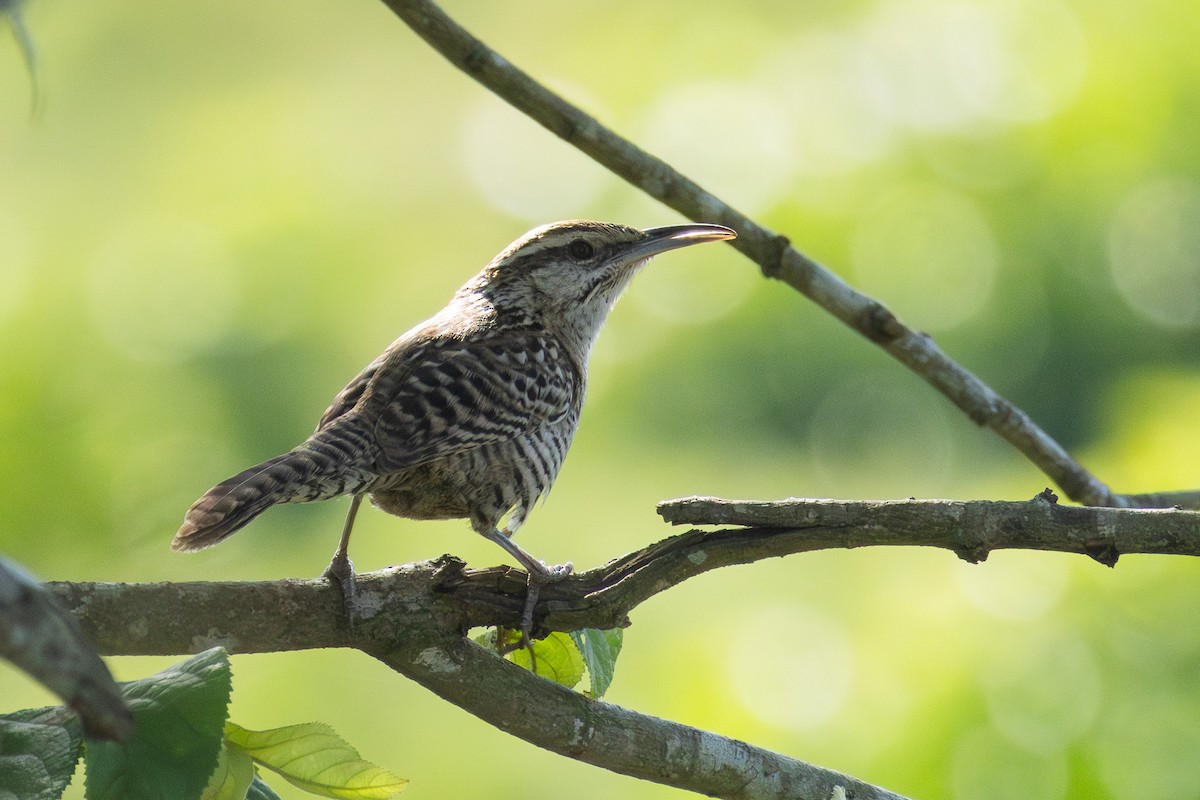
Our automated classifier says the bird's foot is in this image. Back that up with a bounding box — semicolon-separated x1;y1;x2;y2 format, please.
539;561;574;581
322;551;357;625
518;561;574;660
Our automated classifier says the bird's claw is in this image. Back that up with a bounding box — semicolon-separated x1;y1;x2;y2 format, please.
518;561;573;655
322;552;358;625
533;560;574;585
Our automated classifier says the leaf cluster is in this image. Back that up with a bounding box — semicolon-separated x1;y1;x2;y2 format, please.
0;649;405;800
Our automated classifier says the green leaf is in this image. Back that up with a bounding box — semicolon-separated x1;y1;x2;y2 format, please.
85;648;233;800
475;628;619;694
570;628;624;698
202;740;255;800
226;721;407;799
0;706;83;800
510;631;585;688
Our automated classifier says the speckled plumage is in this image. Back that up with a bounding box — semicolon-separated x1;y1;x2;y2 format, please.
172;220;735;576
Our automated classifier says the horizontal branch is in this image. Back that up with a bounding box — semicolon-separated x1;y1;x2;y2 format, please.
45;492;1200;797
47;560;907;800
656;492;1200;566
57;492;1200;652
463;492;1200;634
375;0;1200;512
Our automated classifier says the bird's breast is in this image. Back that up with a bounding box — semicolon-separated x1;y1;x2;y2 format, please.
368;418;577;525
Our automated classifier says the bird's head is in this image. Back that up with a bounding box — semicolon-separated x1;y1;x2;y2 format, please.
460;220;736;347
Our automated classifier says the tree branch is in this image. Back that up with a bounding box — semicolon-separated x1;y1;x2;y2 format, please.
44;494;1200;797
47;562;909;800
536;493;1200;628
374;0;1200;511
655;491;1200;568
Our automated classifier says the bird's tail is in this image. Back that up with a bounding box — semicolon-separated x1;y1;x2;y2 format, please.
172;437;371;552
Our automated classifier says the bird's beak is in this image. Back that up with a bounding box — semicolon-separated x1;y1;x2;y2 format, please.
623;223;737;263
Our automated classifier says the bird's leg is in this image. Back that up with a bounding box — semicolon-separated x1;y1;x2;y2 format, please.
322;493;363;620
481;527;573;650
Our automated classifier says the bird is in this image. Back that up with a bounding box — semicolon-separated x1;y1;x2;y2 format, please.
172;219;736;627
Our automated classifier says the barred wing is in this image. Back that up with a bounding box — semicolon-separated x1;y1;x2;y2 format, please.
317;353;385;431
362;332;580;472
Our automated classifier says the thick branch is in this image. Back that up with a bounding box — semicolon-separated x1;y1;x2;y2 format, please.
374;0;1200;511
45;496;1200;797
56;495;1200;652
47;561;907;800
366;631;903;800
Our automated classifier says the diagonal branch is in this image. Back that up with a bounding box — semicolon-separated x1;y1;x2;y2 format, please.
375;0;1200;511
366;629;907;800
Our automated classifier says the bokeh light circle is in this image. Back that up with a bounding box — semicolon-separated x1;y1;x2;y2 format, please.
850;183;998;331
858;0;1085;131
758;30;893;176
953;552;1068;620
460;91;609;221
640;82;796;214
1107;176;1200;329
980;630;1102;753
727;605;854;731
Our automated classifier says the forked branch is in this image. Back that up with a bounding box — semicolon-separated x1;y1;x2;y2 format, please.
375;0;1200;511
47;494;1200;798
49;557;909;800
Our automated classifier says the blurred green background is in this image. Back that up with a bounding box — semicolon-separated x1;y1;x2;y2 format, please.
3;0;1200;797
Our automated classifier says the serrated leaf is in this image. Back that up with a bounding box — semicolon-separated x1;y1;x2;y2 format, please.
85;648;232;800
570;628;624;698
0;557;131;740
510;631;585;688
0;706;83;800
202;740;255;800
226;721;406;799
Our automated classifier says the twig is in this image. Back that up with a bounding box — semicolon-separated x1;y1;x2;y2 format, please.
654;493;1200;569
535;493;1200;629
374;0;1200;511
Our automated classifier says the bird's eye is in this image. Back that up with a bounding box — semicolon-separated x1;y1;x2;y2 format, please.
567;239;595;262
